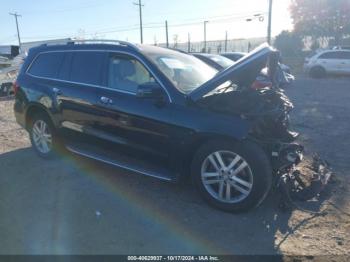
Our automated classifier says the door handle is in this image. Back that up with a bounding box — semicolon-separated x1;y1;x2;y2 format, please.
52;87;62;95
100;96;113;105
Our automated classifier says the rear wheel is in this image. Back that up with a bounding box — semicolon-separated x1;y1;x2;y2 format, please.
191;140;272;212
310;66;326;78
29;113;59;159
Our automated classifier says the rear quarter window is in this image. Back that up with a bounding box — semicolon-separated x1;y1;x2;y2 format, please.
28;52;65;78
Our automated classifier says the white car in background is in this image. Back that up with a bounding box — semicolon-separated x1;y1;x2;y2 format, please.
304;49;350;78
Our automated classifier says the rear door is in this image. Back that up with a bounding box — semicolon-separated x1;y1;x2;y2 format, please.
337;51;350;74
317;52;341;73
54;51;107;141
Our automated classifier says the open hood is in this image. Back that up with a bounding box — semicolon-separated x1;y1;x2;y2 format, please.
188;43;277;102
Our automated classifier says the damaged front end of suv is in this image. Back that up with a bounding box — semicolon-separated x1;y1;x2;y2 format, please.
189;44;304;177
191;45;303;173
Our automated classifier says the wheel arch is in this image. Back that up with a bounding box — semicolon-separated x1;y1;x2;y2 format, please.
310;65;327;77
25;103;55;130
180;133;241;180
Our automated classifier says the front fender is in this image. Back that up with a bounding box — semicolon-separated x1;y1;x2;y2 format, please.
198;115;250;140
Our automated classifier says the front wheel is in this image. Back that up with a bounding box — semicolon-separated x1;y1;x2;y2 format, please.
191;140;272;212
310;66;326;78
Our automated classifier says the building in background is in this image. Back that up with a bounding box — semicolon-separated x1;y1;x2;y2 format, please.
0;45;20;59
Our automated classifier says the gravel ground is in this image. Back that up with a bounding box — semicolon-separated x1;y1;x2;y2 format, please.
0;77;349;257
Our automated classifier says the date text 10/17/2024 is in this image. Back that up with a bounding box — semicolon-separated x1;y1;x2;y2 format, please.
127;256;220;261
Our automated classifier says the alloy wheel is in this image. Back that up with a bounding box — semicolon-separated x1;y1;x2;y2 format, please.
201;150;253;203
32;120;52;154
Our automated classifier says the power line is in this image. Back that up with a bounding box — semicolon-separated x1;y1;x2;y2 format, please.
21;12;267;41
11;10;268;44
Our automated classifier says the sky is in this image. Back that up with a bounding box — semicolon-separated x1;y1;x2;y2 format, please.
1;0;293;45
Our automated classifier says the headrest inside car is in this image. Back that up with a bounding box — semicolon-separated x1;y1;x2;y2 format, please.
118;60;136;78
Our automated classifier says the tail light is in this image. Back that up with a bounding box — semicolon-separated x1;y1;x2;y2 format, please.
13;81;20;96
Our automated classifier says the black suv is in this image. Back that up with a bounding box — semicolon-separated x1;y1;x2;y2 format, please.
14;40;302;212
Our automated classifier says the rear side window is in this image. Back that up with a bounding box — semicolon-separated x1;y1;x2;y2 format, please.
28;52;64;78
69;52;105;86
319;52;338;59
338;51;350;60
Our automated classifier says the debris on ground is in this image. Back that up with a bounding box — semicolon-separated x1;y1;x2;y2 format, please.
278;154;333;213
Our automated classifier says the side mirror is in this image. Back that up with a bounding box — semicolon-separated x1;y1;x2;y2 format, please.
136;82;164;99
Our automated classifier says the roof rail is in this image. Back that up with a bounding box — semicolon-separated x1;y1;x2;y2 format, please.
67;39;139;51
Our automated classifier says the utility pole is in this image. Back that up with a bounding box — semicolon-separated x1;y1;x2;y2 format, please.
133;0;144;44
204;20;209;52
165;20;169;48
187;33;191;52
267;0;273;44
9;12;22;49
224;31;228;52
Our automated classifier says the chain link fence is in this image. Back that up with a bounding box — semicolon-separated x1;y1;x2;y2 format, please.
158;37;267;54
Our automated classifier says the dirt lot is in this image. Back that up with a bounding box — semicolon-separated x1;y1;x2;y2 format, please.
0;76;349;257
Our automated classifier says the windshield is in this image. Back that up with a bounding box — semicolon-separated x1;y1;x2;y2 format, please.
206;54;235;68
145;49;218;93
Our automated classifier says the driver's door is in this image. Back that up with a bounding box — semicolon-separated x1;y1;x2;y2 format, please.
94;53;173;166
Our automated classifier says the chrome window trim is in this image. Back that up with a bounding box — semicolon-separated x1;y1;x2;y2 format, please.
26;49;173;102
26;72;136;96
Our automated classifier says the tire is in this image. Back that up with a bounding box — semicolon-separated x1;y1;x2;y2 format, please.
28;113;59;159
310;66;326;78
191;140;272;212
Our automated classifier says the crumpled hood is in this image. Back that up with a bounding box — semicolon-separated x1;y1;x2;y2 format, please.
188;43;277;102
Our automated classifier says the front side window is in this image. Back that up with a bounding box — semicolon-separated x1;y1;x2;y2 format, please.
108;56;155;93
69;52;104;86
28;52;64;78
